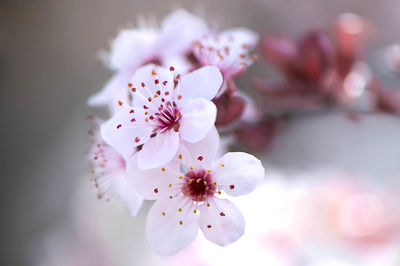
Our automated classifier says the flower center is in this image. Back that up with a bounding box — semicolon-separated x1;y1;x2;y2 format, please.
182;169;216;202
155;104;181;132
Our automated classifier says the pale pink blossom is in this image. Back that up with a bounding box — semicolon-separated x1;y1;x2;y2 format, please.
129;130;265;255
193;28;258;81
191;28;258;126
88;9;208;112
101;64;223;169
88;117;143;216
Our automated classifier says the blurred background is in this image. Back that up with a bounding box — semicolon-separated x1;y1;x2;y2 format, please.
2;0;400;265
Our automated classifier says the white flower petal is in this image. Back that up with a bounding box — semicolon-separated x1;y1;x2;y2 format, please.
212;152;265;196
224;28;259;49
110;171;144;216
88;70;133;113
178;66;223;103
128;154;180;200
146;195;199;255
100;107;153;160
192;28;258;79
130;64;175;106
178;127;220;167
138;130;180;169
156;9;208;56
109;29;157;71
162;55;193;74
199;198;245;246
179;98;217;143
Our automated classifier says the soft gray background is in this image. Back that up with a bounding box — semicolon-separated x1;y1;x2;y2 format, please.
1;0;400;265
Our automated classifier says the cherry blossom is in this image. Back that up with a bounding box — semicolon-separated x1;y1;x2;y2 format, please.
88;9;208;112
192;28;258;126
129;130;265;255
88;117;143;216
100;64;223;169
193;28;258;81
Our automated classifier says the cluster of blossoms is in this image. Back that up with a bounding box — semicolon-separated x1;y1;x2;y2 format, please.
86;9;400;256
87;9;264;255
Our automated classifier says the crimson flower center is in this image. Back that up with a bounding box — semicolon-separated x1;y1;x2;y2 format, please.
155;104;181;132
182;169;216;202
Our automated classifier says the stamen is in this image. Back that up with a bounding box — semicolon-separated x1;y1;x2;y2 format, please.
181;170;216;202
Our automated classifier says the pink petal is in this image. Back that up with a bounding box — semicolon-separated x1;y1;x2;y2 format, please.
128;154;180;200
225;28;259;49
177;66;223;103
198;198;245;246
192;29;257;79
130;64;175;108
100;107;153;160
109;171;144;216
162;55;193;74
88;70;133;113
156;9;208;56
109;29;157;71
179;98;217;143
89;118;143;216
178;127;220;167
146;195;198;255
212;152;265;196
137;130;180;169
